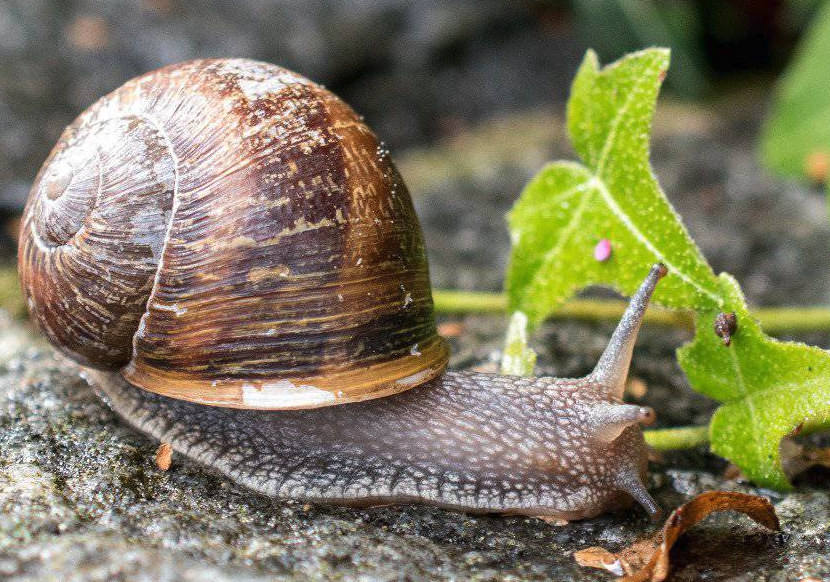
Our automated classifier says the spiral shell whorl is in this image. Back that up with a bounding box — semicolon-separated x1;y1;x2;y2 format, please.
19;59;448;408
32;139;99;248
19;92;177;367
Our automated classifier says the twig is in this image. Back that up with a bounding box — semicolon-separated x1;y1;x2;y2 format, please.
433;290;830;334
644;425;710;450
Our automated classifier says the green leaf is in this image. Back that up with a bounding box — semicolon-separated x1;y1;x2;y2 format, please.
761;0;830;179
501;311;537;377
678;274;830;488
505;46;830;488
506;48;721;328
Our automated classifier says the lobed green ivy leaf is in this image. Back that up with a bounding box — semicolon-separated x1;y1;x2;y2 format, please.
506;48;721;329
760;0;830;180
506;47;830;489
678;274;830;489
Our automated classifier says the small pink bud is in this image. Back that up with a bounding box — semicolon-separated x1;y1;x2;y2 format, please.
594;238;612;262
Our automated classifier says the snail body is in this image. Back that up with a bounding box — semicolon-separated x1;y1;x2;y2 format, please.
19;59;662;520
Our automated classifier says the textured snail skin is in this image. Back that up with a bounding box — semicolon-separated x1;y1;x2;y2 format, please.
86;370;656;520
83;265;666;521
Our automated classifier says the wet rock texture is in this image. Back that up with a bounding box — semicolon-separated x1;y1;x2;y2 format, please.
1;314;828;581
1;96;830;579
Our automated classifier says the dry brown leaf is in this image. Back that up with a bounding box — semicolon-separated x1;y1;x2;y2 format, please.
5;217;20;241
574;491;780;582
437;321;464;338
574;546;629;576
65;15;110;51
780;439;830;479
469;362;499;374
536;516;568;526
625;377;648;399
155;442;173;471
723;463;745;481
806;150;830;183
646;448;664;464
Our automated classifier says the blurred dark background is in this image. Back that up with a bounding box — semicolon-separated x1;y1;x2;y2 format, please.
0;0;824;278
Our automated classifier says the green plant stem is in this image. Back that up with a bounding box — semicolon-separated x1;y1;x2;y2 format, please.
433;289;830;334
643;425;710;450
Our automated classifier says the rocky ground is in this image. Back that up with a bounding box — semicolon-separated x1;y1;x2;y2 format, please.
1;96;830;580
1;316;828;581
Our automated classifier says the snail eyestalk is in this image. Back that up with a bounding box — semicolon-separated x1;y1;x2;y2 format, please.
589;403;657;443
591;264;668;398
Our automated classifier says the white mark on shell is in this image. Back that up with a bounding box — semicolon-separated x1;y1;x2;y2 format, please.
154;302;187;316
237;75;297;101
396;369;431;387
241;380;335;407
211;59;307;101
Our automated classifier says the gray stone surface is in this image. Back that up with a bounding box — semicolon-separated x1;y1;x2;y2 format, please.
1;310;828;581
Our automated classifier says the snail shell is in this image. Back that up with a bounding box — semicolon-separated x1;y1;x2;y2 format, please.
18;59;449;409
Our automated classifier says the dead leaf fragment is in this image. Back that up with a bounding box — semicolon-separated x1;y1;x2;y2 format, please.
574;546;629;576
536;516;568;526
6;217;20;242
625;377;648;399
469;361;499;374
155;442;172;471
574;491;780;582
142;0;175;14
437;321;464;338
723;463;745;481
805;150;830;183
65;15;110;51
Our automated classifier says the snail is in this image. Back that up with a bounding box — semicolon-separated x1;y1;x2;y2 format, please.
18;58;663;521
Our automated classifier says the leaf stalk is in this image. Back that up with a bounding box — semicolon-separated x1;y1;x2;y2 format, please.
644;426;710;450
433;290;830;334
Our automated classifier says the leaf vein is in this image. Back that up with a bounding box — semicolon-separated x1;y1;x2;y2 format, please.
590;178;722;305
727;345;760;448
595;86;639;178
536;182;596;274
